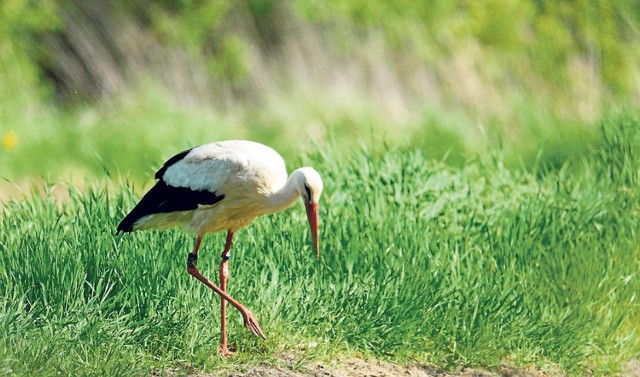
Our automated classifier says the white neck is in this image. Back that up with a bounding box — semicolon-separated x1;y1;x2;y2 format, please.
265;170;304;214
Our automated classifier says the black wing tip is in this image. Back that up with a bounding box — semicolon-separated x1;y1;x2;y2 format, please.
116;214;137;234
116;223;134;234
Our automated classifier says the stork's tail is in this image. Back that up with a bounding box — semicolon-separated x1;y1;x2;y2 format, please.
116;214;137;234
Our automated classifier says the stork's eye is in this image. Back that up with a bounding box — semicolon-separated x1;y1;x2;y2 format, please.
303;183;312;202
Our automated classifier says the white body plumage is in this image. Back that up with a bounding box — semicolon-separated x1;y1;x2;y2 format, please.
119;140;323;238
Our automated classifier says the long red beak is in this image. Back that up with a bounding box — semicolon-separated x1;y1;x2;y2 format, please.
304;201;319;259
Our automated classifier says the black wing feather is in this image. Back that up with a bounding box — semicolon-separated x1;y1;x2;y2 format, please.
117;180;224;233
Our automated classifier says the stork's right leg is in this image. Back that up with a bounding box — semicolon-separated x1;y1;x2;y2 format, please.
186;234;266;356
218;231;234;356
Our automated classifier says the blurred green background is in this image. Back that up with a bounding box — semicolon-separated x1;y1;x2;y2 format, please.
1;0;640;181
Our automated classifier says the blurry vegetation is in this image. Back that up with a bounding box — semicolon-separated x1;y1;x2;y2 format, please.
1;0;640;179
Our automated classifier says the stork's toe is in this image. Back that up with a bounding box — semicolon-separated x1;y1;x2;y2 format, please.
242;309;266;339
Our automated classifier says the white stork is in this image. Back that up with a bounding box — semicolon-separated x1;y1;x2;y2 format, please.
117;140;323;356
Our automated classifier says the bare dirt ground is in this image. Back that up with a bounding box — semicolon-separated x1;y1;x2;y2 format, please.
183;357;559;377
624;360;640;377
185;357;640;377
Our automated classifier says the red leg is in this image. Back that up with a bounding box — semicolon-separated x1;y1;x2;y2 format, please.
219;231;233;356
186;233;265;357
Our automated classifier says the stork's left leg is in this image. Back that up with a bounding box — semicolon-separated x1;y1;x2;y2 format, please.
186;233;265;357
219;230;234;356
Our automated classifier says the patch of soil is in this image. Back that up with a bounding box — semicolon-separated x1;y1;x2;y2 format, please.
189;357;569;377
624;360;640;377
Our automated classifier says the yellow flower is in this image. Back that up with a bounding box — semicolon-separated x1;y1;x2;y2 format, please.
2;131;18;150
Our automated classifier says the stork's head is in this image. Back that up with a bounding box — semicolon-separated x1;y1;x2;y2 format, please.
296;167;323;259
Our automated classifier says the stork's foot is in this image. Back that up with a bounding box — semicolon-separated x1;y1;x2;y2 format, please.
219;343;236;357
241;309;266;339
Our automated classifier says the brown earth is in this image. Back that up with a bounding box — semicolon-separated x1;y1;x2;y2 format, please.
174;357;640;377
177;357;564;377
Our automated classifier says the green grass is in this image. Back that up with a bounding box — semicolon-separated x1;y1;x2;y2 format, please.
1;114;640;376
